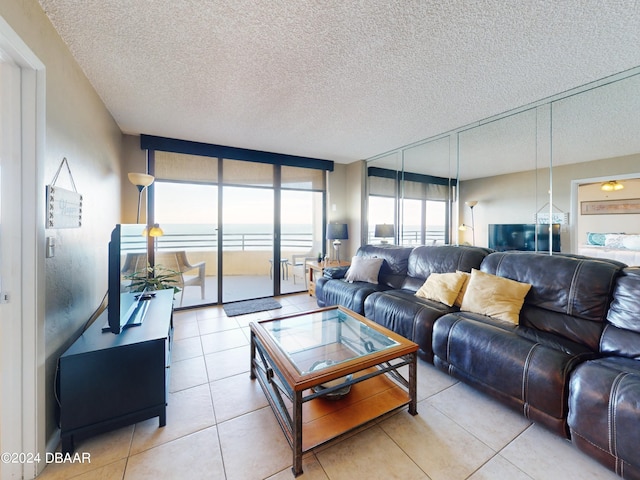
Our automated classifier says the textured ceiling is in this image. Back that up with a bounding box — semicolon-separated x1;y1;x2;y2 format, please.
38;0;640;174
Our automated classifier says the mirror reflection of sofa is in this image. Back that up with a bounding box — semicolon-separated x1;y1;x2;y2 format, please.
316;244;640;479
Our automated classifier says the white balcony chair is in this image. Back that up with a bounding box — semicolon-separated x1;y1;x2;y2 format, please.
157;251;206;306
291;254;316;287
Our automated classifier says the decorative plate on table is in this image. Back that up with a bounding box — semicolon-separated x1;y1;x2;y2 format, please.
309;360;353;400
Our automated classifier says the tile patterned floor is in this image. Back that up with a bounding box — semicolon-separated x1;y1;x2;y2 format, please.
37;294;619;480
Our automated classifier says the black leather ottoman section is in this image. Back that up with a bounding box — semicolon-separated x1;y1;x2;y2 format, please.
364;289;456;362
433;312;596;437
315;280;388;315
568;357;640;480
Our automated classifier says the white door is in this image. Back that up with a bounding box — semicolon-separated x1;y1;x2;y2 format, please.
0;47;25;480
0;17;46;480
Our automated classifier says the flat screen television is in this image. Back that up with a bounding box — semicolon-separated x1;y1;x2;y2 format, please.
104;224;150;334
488;223;560;252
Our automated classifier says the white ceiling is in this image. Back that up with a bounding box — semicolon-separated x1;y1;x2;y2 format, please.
38;0;640;176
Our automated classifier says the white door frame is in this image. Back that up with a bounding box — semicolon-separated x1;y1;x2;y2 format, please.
570;172;640;254
0;15;45;480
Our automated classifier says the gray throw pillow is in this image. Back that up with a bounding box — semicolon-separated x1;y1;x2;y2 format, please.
344;256;384;284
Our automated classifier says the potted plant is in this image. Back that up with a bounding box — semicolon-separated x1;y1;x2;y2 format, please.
123;264;182;296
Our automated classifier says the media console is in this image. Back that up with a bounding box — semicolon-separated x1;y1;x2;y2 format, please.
58;289;174;453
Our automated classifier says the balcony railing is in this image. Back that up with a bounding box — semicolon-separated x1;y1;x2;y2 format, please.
121;228;314;253
368;227;446;246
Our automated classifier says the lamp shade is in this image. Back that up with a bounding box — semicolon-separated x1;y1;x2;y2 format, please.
148;224;164;237
326;223;348;240
374;224;394;238
142;223;164;237
128;172;155;188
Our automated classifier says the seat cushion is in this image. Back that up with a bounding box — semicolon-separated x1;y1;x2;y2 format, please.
364;289;457;361
433;312;596;436
315;278;389;314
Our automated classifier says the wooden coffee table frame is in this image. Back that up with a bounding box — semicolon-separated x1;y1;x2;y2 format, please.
249;306;418;476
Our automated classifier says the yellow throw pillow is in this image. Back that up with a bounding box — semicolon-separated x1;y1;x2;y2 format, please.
415;272;467;307
454;271;471;307
460;269;532;324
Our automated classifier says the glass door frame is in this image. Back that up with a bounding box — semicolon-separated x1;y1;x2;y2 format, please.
148;150;328;308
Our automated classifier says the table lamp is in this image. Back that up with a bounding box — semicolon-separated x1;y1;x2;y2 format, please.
374;224;394;244
326;223;348;263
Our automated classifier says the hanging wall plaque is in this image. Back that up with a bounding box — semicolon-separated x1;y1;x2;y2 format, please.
46;157;83;229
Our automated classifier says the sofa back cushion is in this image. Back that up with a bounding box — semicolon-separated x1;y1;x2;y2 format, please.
601;267;640;358
480;252;624;350
403;245;492;291
355;244;413;289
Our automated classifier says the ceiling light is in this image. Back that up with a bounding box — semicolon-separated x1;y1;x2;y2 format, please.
601;180;623;191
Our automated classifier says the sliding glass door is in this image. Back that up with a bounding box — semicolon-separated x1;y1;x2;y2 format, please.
221;185;274;302
154;181;218;307
280;189;323;294
151;150;327;307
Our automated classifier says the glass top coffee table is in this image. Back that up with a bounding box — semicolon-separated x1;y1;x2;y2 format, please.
250;305;418;476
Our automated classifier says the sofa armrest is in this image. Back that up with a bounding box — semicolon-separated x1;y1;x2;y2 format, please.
323;266;350;279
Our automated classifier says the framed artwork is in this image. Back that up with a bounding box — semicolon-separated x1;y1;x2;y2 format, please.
580;198;640;215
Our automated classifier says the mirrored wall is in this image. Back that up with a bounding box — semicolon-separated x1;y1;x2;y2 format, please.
366;67;640;260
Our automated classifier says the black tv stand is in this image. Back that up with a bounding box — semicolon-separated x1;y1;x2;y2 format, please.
59;289;173;453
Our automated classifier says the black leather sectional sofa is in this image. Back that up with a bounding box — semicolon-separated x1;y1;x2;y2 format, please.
315;244;640;479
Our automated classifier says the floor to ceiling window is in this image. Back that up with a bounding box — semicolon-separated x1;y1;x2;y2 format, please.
146;137;331;308
367;166;452;245
221;159;275;302
154;181;218;307
153;151;218;308
280;166;325;294
367;195;396;243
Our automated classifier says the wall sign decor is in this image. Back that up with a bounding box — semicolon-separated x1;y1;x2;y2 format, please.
534;203;568;224
581;198;640;215
47;157;83;229
534;212;569;224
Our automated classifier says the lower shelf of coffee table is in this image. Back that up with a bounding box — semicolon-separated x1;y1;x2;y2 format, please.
301;370;410;452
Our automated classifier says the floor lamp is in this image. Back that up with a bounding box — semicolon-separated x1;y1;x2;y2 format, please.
128;172;155;223
459;200;478;246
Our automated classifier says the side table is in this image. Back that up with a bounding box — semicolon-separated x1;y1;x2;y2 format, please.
305;260;350;297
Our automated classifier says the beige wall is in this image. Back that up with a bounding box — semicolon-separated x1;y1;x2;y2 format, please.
327;161;366;260
459;153;640;251
1;0;123;449
346;160;366;257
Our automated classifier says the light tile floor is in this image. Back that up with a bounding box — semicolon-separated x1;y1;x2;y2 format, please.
37;294;619;480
